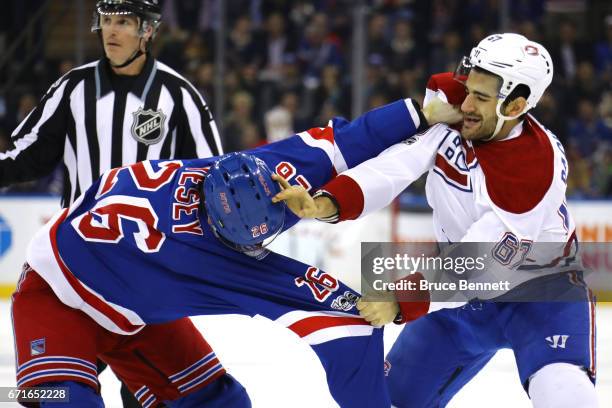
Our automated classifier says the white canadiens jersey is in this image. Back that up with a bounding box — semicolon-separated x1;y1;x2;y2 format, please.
326;117;573;243
322;115;579;295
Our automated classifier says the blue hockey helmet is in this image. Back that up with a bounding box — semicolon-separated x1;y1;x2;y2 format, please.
203;152;286;247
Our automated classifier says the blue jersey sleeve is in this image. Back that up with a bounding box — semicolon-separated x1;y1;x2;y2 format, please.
332;98;425;168
181;98;423;195
241;98;424;230
245;98;423;188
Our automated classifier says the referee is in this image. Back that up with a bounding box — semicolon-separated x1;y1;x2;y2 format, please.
0;0;222;208
0;1;246;407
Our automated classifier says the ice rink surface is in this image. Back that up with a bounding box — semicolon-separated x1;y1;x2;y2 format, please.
0;301;609;407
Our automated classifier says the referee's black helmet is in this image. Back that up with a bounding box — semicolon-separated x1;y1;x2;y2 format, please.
91;0;162;38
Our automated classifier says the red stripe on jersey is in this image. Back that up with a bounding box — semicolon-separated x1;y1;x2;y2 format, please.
306;126;335;145
474;116;554;214
462;138;477;165
322;175;364;221
288;316;367;338
49;210;144;334
434;154;469;186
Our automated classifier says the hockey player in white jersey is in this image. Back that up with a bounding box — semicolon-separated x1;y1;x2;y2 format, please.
274;33;598;407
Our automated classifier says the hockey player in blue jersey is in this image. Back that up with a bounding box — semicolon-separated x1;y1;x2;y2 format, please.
11;97;462;407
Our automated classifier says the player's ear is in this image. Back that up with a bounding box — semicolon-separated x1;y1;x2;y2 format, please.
503;96;527;117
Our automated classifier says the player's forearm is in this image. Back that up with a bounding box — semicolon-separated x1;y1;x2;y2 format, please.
316;127;441;223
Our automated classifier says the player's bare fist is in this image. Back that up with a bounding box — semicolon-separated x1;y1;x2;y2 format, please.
357;298;400;327
422;98;463;125
272;174;338;219
272;173;317;218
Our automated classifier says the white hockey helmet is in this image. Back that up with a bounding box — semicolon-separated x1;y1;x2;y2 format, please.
456;33;554;137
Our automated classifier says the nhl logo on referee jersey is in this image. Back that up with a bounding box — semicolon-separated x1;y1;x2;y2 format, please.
131;108;166;145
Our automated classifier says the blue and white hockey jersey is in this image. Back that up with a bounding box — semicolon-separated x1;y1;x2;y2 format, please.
24;99;424;407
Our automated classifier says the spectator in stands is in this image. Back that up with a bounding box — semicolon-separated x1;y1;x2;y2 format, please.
533;92;568;144
277;90;309;133
57;59;75;76
565;144;593;198
428;0;458;46
310;64;349;119
296;13;343;83
429;30;464;73
224;91;258;152
278;53;304;95
193;61;215;103
549;19;593;85
598;148;612;196
568;99;612;157
259;12;296;83
183;32;213;72
389;19;424;73
600;91;612;131
239;122;262;149
365;54;392;106
314;100;340;127
594;15;612;83
163;0;207;33
1;92;37;134
227;15;261;67
390;68;425;108
575;62;603;102
238;62;266;116
516;20;543;43
367;13;392;63
367;92;390;111
509;0;544;25
264;103;292;143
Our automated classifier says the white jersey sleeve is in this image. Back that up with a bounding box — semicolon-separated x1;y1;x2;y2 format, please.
320;124;450;221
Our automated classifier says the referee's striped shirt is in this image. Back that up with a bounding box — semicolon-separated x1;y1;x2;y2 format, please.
0;56;222;207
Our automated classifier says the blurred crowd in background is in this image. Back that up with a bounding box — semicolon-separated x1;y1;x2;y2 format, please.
0;0;611;205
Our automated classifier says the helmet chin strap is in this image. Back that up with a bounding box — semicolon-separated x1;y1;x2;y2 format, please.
483;98;525;141
108;37;145;69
